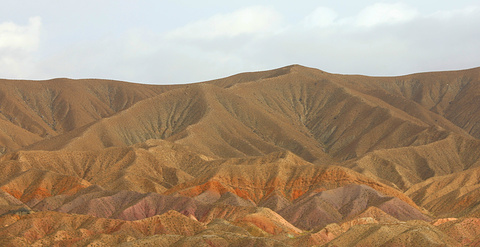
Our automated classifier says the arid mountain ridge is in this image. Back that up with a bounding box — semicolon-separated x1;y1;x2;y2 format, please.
1;65;480;246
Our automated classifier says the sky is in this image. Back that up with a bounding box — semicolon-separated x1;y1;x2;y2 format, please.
0;0;479;84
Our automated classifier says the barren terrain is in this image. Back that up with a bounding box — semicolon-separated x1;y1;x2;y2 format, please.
1;65;480;246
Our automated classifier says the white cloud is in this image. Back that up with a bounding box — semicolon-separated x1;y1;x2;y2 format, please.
221;3;480;77
303;7;338;28
4;3;479;84
355;3;419;27
0;17;41;51
41;2;480;84
429;5;479;20
300;3;421;30
0;17;42;78
166;6;282;40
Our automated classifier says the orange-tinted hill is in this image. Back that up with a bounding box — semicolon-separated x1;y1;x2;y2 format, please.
1;65;480;245
0;139;428;233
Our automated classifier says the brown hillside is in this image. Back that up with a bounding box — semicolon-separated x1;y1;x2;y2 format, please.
406;166;480;218
0;140;201;194
0;210;205;246
323;220;461;247
346;133;480;190
25;66;480;167
0;78;173;152
337;67;480;138
0;65;480;245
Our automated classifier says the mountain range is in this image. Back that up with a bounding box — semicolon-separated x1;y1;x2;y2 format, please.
1;65;480;246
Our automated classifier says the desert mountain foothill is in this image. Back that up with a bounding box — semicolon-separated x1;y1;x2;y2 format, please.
1;65;480;246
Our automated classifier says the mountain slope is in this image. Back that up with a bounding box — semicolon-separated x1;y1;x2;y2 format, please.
406;166;480;218
0;78;173;152
25;66;480;166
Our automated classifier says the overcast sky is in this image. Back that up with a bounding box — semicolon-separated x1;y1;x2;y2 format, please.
1;0;479;84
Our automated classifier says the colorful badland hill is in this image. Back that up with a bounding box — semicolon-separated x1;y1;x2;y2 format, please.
1;65;480;246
